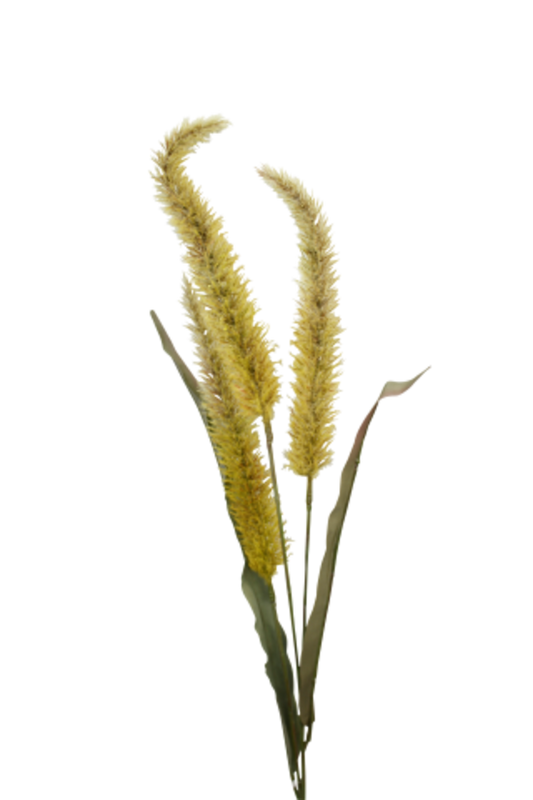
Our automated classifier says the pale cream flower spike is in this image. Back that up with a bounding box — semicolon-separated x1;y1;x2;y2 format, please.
252;161;350;482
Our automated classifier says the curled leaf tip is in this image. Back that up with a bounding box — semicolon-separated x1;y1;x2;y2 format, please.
376;361;435;403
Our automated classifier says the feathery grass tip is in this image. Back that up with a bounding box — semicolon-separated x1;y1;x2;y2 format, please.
252;161;350;482
147;109;285;579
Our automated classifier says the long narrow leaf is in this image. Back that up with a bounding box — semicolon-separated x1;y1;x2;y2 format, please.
298;362;434;728
150;310;207;425
148;306;233;506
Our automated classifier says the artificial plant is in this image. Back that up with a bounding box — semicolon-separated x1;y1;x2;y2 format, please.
149;115;429;799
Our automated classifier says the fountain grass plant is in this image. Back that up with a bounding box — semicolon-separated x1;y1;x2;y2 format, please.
149;115;430;798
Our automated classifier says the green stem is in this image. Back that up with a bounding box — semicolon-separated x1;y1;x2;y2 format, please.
302;761;311;800
293;729;311;800
264;422;300;686
300;478;315;641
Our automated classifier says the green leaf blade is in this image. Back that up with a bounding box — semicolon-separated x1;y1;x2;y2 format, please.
242;565;303;781
298;361;435;729
298;403;380;728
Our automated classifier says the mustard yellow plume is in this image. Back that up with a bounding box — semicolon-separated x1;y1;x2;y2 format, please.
257;166;343;479
146;109;285;428
147;109;284;580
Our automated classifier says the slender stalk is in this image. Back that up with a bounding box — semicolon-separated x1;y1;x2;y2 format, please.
300;759;311;800
300;478;315;641
264;419;301;692
294;727;312;800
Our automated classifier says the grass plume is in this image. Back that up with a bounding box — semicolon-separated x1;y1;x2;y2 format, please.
151;117;299;674
252;161;350;482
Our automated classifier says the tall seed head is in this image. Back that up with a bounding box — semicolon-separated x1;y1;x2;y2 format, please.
147;109;284;579
252;161;350;481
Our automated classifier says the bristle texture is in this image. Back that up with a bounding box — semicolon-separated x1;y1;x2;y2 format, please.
147;109;285;580
252;161;350;482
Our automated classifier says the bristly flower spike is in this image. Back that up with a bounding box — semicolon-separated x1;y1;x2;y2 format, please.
147;109;285;580
256;166;343;479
